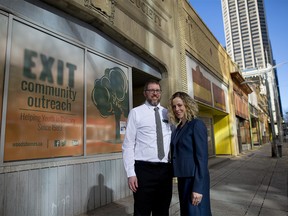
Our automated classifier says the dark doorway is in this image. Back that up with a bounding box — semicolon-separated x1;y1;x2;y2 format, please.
236;118;243;153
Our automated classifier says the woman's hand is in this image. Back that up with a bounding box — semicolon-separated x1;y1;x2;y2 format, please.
192;192;203;206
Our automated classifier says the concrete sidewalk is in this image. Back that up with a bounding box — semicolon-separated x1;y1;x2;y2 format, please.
82;142;288;216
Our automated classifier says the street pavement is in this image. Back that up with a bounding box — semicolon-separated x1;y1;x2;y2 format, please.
82;141;288;216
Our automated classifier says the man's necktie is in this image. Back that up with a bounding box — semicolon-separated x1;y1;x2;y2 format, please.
154;107;165;160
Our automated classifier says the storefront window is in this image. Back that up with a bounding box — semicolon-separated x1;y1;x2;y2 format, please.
199;117;215;157
0;14;8;143
4;20;84;161
86;52;129;155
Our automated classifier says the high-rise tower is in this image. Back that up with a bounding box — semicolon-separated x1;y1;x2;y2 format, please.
222;0;273;69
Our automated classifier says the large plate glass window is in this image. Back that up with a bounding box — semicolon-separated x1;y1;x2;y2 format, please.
4;20;84;161
0;13;8;145
86;51;129;155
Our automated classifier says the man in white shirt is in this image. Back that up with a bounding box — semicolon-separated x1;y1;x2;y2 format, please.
122;79;172;216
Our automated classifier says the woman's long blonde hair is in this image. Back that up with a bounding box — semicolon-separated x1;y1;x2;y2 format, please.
167;91;198;125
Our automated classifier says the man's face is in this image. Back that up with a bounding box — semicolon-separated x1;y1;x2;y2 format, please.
144;83;162;106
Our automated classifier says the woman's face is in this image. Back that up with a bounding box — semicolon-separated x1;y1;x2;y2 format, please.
172;97;186;121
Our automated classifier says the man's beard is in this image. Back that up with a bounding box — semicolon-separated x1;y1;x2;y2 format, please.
147;98;160;106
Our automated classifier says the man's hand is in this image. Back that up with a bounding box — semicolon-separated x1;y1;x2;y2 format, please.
128;176;138;192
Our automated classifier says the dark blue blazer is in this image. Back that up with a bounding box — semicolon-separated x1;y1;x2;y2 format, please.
171;118;209;194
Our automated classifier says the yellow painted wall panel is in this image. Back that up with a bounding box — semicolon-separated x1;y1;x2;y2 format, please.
214;115;232;154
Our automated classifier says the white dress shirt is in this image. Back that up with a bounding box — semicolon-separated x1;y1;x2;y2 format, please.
122;101;172;177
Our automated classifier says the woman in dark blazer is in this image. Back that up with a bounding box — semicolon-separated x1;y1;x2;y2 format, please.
168;92;212;216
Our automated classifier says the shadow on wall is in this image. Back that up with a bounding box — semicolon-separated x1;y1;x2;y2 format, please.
86;174;131;216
